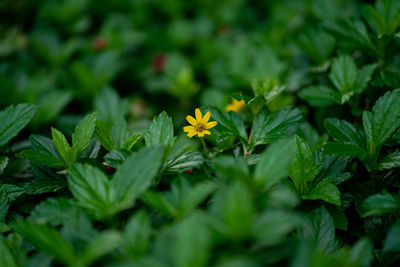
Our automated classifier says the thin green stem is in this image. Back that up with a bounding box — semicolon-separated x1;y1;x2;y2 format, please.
200;137;209;157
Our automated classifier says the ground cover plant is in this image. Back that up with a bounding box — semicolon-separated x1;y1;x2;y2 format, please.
1;0;400;266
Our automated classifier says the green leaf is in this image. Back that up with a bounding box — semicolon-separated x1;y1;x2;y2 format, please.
11;220;76;266
298;85;336;107
324;118;368;158
95;86;129;129
68;163;114;218
302;178;341;206
288;136;322;194
348;238;374;267
180;181;216;215
366;0;400;37
52;127;77;166
254;138;294;188
361;192;399;217
375;150;400;170
212;156;250;182
0;103;37;147
33;90;72;125
17;150;65;168
363;89;400;158
383;219;400;253
124;211;151;255
141;191;178;217
252;210;300;246
30;198;79;226
94;121;116;151
0;239;18;267
144;111;175;147
72;112;97;155
298;206;337;253
165;151;204;173
23;178;66;194
0;156;8;174
172;213;211;267
252;107;302;147
208;107;248;145
123;133;142;150
111;146;164;210
81;231;121;266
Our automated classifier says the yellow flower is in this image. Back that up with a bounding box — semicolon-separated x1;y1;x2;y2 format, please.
183;108;218;138
225;99;245;113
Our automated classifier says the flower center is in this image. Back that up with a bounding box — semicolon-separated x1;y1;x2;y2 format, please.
196;123;205;132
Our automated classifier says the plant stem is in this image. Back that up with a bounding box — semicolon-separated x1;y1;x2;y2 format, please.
200;137;209;157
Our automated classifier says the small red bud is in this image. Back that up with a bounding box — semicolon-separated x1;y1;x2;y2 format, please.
151;53;167;72
106;165;116;173
187;169;193;174
92;37;108;51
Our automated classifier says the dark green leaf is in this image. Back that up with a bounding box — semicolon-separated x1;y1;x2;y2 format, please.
72;112;97;155
0;104;37;147
361;192;399;217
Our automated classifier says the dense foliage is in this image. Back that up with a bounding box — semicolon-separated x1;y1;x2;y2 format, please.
1;0;400;266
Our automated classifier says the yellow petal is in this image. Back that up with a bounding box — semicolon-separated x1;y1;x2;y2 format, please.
225;104;234;112
205;121;218;129
188;131;197;138
202;112;211;124
195;108;202;122
203;130;211;135
186;115;197;126
198;132;204;137
183;126;195;132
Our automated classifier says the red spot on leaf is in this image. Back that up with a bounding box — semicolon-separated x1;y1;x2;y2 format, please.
152;53;167;72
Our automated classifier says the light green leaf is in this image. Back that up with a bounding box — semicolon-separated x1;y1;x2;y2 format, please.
67;163;114;218
252;107;302;147
302;178;341;206
288;136;322;194
254;138;294;188
72;112;97;155
0;103;37;147
81;231;121;265
111;146;164;210
144;111;175;147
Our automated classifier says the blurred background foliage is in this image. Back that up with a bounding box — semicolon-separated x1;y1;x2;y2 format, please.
2;0;397;137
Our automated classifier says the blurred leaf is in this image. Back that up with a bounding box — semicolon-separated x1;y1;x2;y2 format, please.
0;104;37;147
299;86;336;107
298;206;337;253
0;156;8;174
12;220;76;266
361;192;399;217
254;139;294;188
383;219;400;253
124;211;151;255
81;231;121;266
375;150;400;170
0;239;18;267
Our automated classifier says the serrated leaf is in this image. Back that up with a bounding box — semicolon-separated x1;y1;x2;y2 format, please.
208;107;248;145
72;112;97;155
361;192;399;217
252;107;302;147
298;206;337;253
0;103;37;147
375;150;400;170
144;111;175;147
0;156;8;174
288;136;322;194
302;178;341;206
324;118;368;159
363;89;400;158
165;151;204;173
68;163;114;218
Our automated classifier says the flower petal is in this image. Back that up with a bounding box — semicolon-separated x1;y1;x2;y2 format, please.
205;121;218;129
183;126;195;132
202;112;211;124
188;131;197;138
203;130;211;135
195;108;202;122
186;115;197;126
198;132;204;137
